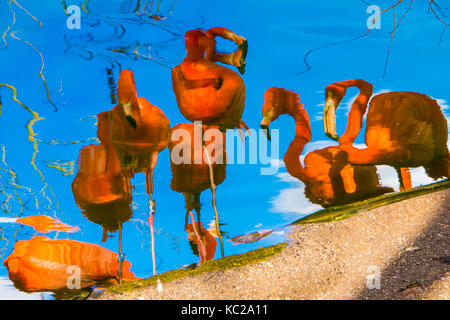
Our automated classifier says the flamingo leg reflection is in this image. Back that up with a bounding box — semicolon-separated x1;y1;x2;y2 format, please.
117;222;124;285
148;197;156;276
193;192;202;237
203;145;224;258
146;152;159;276
396;167;412;191
188;211;208;263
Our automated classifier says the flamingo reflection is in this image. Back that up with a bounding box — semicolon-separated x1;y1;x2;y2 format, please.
72;110;133;283
3;236;139;299
261;87;393;207
108;70;170;195
185;213;217;264
72;141;132;242
323;79;449;190
172;27;248;132
169;123;226;258
107;70;170;275
15;215;79;233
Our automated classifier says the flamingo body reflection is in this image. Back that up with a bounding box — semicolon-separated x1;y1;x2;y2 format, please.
172;28;247;131
261;87;392;207
108;70;170;193
72;142;132;242
323;79;449;190
3;236;139;297
169;123;226;259
185;221;217;264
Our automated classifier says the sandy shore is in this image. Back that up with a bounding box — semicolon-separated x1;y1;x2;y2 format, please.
96;188;449;300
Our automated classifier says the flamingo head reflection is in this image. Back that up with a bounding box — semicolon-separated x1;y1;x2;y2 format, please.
323;83;346;141
117;70;139;129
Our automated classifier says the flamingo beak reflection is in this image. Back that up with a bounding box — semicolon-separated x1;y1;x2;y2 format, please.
260;119;271;142
323;97;339;141
122;100;137;129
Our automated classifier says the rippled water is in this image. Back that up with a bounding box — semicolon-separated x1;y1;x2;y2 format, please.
0;0;449;299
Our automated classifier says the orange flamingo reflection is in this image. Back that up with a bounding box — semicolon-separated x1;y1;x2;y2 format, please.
15;215;79;233
3;236;139;298
106;70;170;275
261;87;393;207
323;79;449;190
172;28;248;132
185;212;217;264
204;27;248;74
73;109;135;283
72;141;132;242
169;123;226;258
109;70;170;197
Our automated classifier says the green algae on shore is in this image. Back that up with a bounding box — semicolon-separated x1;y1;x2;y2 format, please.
106;242;288;294
102;179;449;296
290;179;450;226
230;179;450;245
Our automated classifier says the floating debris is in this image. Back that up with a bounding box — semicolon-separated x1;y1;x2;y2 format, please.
229;230;274;244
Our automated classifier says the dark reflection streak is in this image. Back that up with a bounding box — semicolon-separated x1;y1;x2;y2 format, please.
79;0;184;36
428;0;450;46
142;0;153;17
63;33;94;55
79;16;127;45
64;36;121;66
64;34;129;70
133;0;141;14
88;18;101;28
391;0;414;34
63;11;177;69
429;0;450;24
438;24;447;46
195;16;206;29
383;0;414;79
106;46;174;69
106;68;117;104
297;1;450;77
60;0;68;15
432;0;448;18
35;137;98;145
294;30;370;76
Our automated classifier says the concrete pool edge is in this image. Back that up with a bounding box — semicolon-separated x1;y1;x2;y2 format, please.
102;242;289;295
93;181;449;300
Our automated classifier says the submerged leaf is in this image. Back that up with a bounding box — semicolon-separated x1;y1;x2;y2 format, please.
229;230;274;244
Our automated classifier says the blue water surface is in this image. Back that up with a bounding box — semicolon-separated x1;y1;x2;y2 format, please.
0;0;448;299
